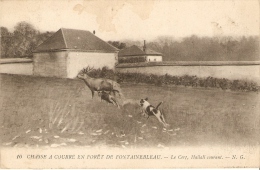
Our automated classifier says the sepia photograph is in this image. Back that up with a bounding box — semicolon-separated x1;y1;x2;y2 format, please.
0;0;259;168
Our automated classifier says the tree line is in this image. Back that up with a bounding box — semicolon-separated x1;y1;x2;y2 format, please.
1;21;54;58
1;21;259;61
145;35;259;61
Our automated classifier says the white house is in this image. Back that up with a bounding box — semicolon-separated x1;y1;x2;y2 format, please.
33;28;119;78
118;41;163;63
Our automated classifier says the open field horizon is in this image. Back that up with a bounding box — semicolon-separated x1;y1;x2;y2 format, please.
0;74;259;148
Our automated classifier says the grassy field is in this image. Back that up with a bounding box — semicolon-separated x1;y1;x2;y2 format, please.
0;74;259;148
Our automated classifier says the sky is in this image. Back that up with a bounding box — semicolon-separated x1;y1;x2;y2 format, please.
0;0;259;41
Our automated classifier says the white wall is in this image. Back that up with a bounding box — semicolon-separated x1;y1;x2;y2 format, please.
33;51;68;78
67;52;116;78
146;56;162;62
0;63;33;75
117;65;260;84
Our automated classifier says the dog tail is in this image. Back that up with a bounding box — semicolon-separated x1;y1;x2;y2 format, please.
155;101;163;110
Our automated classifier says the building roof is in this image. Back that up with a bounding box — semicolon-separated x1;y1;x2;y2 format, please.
118;45;162;57
34;28;118;53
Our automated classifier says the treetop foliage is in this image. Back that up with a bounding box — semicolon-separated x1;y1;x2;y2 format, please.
146;35;259;61
107;41;126;50
1;21;54;58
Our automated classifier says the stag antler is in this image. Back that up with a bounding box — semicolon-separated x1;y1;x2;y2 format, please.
81;66;94;74
89;66;94;72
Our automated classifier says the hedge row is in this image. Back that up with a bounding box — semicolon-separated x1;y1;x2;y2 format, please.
118;57;146;63
84;67;259;92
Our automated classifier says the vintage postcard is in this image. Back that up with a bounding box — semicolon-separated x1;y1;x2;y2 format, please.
0;0;259;168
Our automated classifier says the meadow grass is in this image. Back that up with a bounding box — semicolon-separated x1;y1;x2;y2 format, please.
0;74;259;148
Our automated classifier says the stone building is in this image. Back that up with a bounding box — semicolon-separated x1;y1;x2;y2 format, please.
33;28;118;78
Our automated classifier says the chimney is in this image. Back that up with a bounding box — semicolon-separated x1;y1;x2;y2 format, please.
143;40;146;52
93;30;95;35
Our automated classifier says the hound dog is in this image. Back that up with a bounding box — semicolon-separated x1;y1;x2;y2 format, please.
98;91;120;108
139;98;169;127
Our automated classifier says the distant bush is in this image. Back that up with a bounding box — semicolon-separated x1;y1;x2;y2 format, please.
87;66;116;80
86;66;121;83
85;67;259;92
